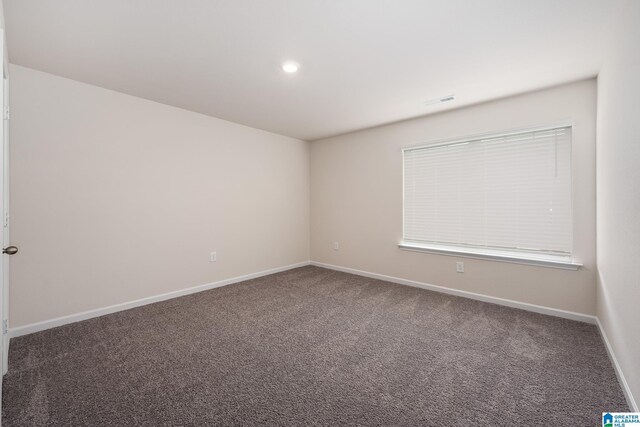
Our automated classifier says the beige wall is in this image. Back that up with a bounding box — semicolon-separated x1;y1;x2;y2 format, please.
311;79;597;315
9;64;309;328
596;0;640;409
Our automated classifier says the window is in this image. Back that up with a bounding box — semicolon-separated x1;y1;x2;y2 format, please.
401;125;579;269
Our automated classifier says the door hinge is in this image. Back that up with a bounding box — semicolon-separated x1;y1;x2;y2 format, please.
2;320;7;335
4;105;9;120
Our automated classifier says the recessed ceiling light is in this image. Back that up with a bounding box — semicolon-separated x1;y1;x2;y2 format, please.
281;61;300;73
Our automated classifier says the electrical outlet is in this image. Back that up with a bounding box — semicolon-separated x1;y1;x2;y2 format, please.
210;252;217;262
456;261;464;273
333;242;340;251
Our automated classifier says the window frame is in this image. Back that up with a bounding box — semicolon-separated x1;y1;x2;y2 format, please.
399;123;581;270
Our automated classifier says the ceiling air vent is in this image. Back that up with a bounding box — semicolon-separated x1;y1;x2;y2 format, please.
425;95;455;106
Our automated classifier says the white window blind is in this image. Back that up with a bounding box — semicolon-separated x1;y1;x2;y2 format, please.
403;126;572;259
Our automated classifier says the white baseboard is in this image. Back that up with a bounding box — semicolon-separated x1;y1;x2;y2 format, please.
9;261;311;338
310;261;596;324
596;318;638;411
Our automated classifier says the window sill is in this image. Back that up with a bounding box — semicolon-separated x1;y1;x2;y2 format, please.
398;242;582;270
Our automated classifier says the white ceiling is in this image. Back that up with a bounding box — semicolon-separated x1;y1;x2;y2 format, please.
2;0;623;141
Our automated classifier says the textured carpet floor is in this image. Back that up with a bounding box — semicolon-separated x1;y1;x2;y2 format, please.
2;266;628;426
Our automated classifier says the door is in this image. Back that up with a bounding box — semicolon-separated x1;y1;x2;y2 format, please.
0;30;14;425
2;35;9;376
0;29;5;380
0;30;5;419
0;29;12;379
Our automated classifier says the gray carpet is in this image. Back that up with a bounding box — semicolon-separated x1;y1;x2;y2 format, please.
2;266;628;426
